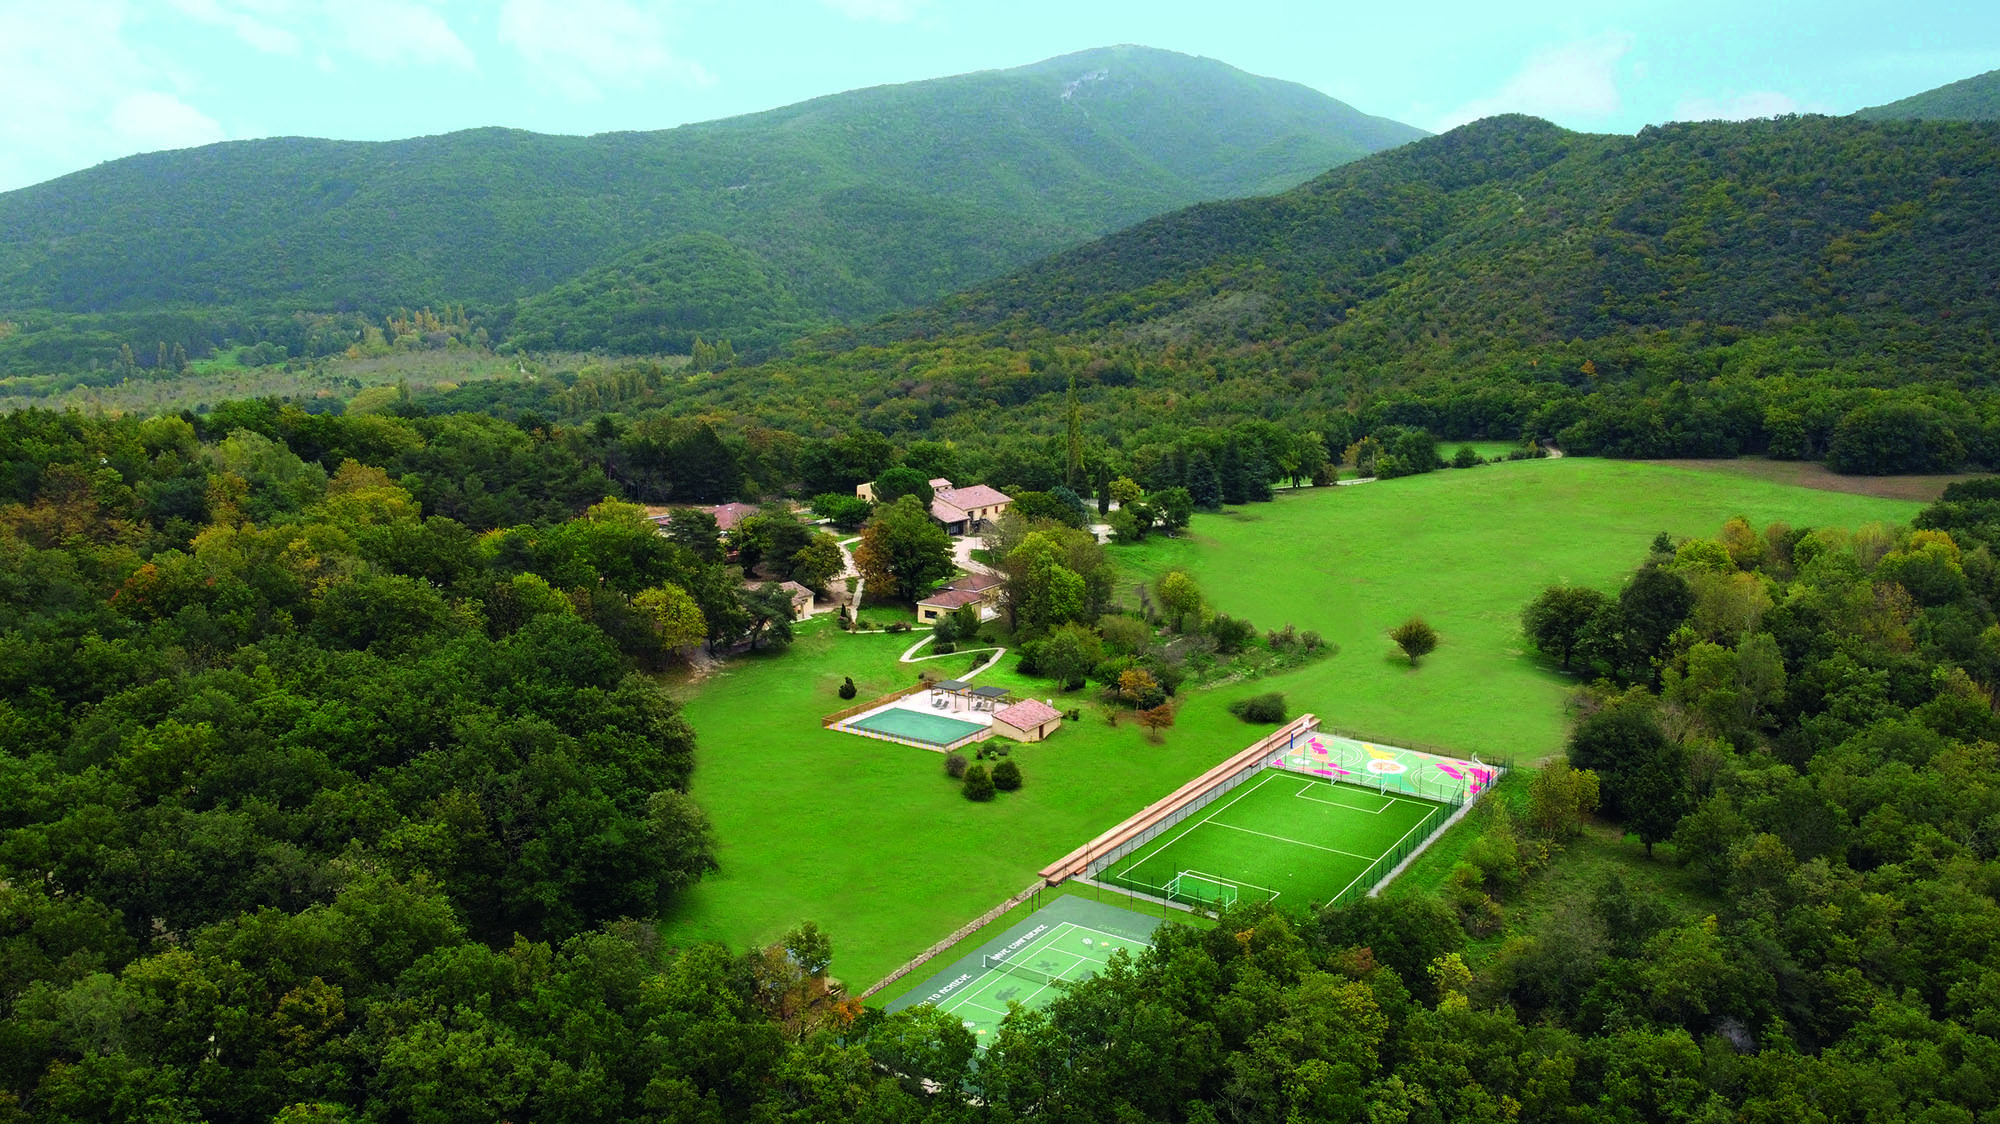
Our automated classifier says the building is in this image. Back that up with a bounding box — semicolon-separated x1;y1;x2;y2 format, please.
991;698;1064;742
928;482;1012;535
917;571;1005;623
650;502;762;535
771;580;815;618
853;478;1013;536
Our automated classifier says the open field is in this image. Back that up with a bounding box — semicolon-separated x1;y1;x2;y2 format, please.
1636;457;1987;502
663;456;1926;988
1112;456;1928;761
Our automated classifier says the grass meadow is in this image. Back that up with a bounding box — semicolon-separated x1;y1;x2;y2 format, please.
662;456;1929;989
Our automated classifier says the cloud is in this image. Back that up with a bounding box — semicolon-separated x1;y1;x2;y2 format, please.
108;91;228;150
335;0;476;69
0;0;231;190
499;0;710;101
819;0;929;21
1433;33;1633;132
1671;91;1808;122
165;0;301;55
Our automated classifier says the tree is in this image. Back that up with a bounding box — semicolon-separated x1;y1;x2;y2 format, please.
991;759;1022;791
1152;487;1194;533
1036;623;1105;689
1153;569;1205;627
810;492;872;528
632;583;707;661
853;495;954;601
1566;701;1671;819
838;676;857;700
663;508;724;563
1136;702;1175;741
789;531;846;593
1391;617;1439;665
943;751;968;778
962;764;995;801
871;465;935;509
1185;450;1222;510
1523;585;1614;670
1526;760;1601;841
1623;740;1692;858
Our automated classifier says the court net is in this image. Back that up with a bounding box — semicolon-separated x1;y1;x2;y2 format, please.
982;955;1061;988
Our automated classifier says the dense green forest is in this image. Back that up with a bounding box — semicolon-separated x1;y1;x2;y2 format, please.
1856;68;2000;121
2;398;1999;1120
0;46;1421;370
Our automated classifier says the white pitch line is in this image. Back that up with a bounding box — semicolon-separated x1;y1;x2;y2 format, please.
1291;779;1393;814
1204;819;1380;861
1107;769;1283;881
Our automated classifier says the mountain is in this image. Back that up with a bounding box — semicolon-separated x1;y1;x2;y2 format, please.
621;112;2000;464
1855;69;2000;121
874;113;2000;374
0;46;1423;355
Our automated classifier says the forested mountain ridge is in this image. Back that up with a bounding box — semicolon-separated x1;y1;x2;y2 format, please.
0;45;1422;354
664;111;2000;469
1856;68;2000;121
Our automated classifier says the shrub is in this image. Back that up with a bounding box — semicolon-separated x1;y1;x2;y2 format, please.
991;759;1022;791
1453;445;1482;469
933;641;956;655
943;751;968;779
1228;692;1288;724
962;764;995;801
1301;630;1325;653
887;621;911;633
838;676;857;700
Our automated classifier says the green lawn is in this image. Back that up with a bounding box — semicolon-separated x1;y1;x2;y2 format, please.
1112;456;1925;762
661;457;1925;989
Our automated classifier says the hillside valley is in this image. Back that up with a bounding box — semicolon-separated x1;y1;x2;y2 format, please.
0;45;1421;368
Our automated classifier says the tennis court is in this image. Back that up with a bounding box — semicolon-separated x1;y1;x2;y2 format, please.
844;706;987;748
884;896;1160;1045
1101;768;1445;908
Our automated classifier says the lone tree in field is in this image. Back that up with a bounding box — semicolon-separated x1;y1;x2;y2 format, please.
1391;617;1439;665
962;763;995;801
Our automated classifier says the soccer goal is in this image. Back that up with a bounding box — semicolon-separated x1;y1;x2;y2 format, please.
1164;870;1244;907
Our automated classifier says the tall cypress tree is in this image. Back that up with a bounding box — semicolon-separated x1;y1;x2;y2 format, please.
1187;450;1223;510
1220;440;1249;506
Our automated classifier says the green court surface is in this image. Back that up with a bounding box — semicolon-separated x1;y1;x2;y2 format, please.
885;895;1161;1045
1103;769;1446;908
845;706;987;747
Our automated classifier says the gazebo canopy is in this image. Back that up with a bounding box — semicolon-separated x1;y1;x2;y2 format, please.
933;679;971;692
969;685;1010;700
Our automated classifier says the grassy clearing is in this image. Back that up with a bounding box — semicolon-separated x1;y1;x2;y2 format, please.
662;457;1923;989
1634;456;1988;503
660;616;1280;988
1111;456;1925;762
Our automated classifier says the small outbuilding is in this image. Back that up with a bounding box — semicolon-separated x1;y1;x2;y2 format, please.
991;698;1063;743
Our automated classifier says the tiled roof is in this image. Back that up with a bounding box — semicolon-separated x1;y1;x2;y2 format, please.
994;699;1062;729
949;572;1004;592
938;484;1011;509
919;588;987;610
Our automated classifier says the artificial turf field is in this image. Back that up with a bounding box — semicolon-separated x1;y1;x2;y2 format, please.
1102;770;1444;908
885;895;1161;1044
662;457;1927;988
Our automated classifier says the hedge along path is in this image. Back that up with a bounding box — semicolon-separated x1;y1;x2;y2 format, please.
899;631;1008;678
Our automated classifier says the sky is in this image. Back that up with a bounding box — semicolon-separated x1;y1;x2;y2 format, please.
2;0;1996;193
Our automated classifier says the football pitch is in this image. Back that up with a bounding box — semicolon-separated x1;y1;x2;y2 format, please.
1101;769;1446;908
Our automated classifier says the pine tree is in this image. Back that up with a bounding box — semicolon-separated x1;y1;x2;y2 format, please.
1186;450;1222;510
1065;376;1084;490
1220;440;1249;505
